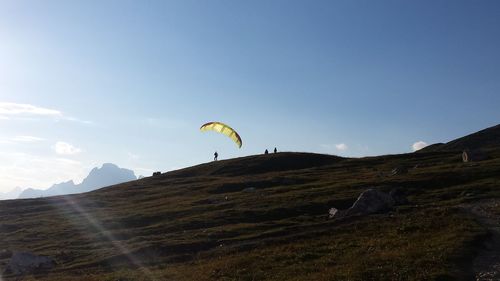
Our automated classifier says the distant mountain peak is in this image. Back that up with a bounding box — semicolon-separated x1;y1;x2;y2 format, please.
17;163;136;199
101;163;119;169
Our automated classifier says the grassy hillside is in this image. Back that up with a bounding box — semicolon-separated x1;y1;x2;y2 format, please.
1;150;500;280
420;123;500;153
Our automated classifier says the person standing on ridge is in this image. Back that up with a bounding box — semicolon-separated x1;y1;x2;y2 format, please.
274;147;277;153
265;149;269;154
214;151;218;161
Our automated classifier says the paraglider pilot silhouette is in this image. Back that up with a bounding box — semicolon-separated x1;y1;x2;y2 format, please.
200;121;242;161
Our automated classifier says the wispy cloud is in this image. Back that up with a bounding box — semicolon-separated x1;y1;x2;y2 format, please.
412;141;428;152
64;116;93;125
54;141;82;155
335;143;348;151
11;136;45;143
320;143;349;154
0;135;46;145
0;102;91;124
0;102;62;118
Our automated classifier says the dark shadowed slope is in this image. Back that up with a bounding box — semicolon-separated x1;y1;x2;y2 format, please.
420;123;500;153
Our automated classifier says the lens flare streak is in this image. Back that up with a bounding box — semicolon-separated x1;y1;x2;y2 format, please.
61;196;156;279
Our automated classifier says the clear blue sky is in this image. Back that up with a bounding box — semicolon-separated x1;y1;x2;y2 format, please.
1;0;499;192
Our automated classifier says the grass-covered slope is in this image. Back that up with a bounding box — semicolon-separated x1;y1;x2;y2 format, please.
1;150;499;280
420;123;500;153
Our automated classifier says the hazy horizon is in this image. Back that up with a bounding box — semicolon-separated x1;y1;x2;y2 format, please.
1;0;499;192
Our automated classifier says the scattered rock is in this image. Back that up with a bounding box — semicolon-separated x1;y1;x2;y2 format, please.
4;251;55;276
242;187;256;193
345;189;394;216
328;208;339;218
391;166;408;176
152;171;161;177
330;188;409;219
462;149;488;163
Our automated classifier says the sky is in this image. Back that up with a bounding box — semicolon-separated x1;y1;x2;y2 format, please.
1;0;499;192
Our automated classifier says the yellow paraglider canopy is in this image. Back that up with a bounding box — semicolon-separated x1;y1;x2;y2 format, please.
200;122;242;148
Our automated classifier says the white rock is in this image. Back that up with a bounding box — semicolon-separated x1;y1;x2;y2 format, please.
328;208;339;218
